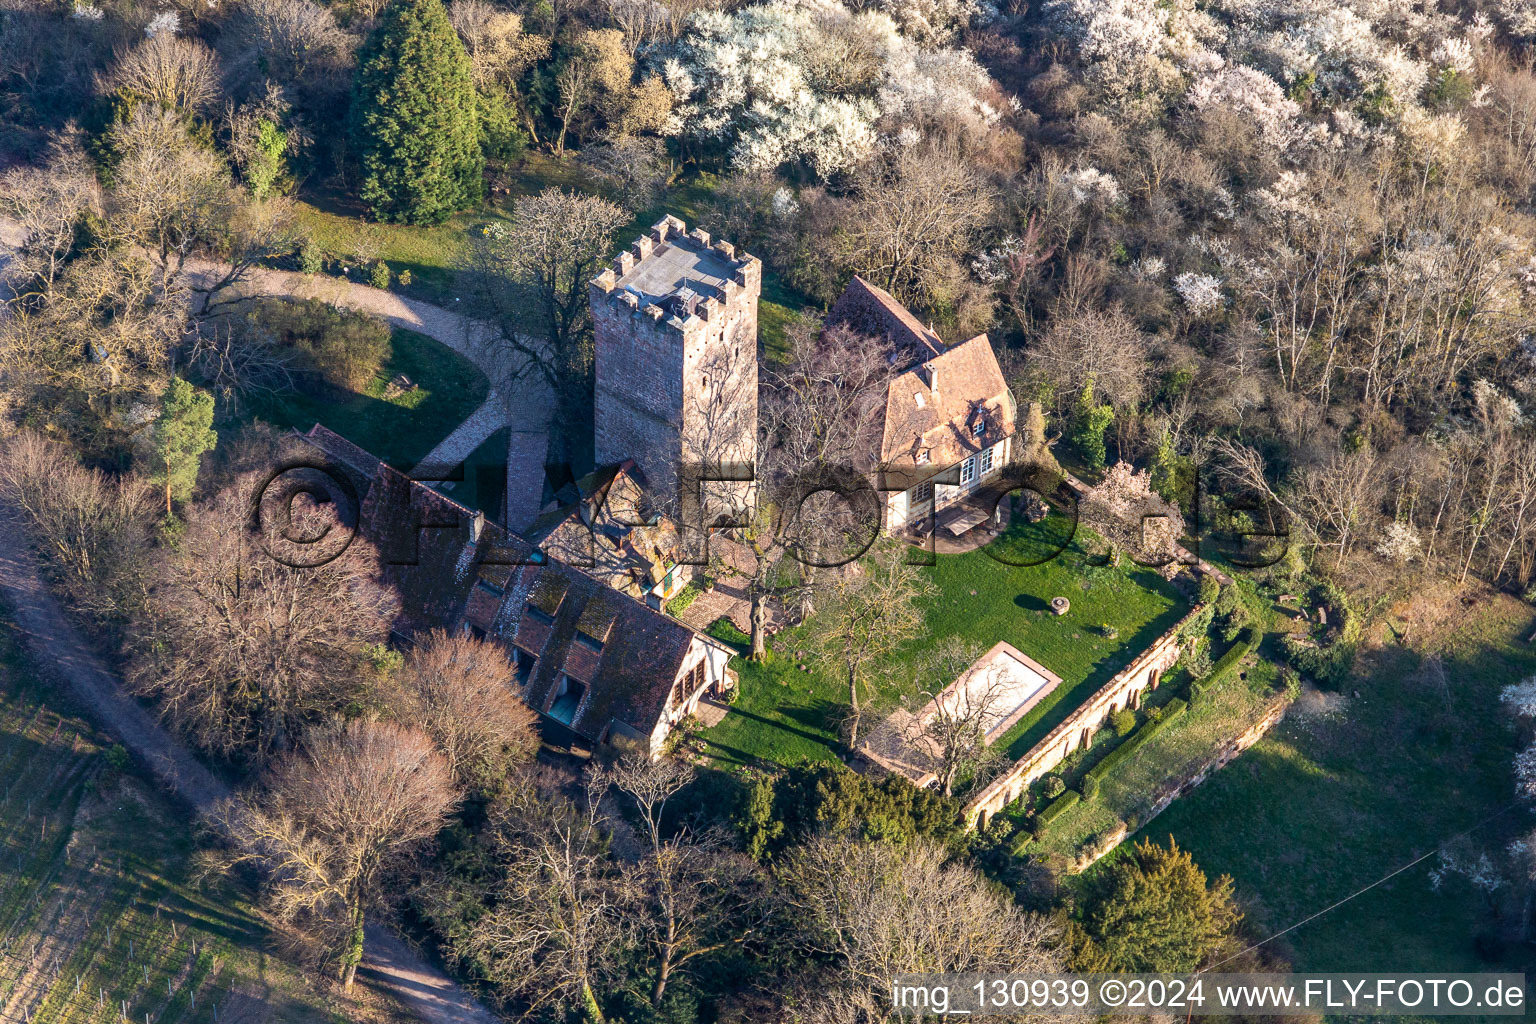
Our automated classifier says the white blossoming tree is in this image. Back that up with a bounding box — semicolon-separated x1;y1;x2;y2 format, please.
662;0;999;177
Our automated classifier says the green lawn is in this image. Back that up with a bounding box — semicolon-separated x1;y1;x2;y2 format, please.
236;328;488;470
0;617;351;1024
1129;593;1536;981
699;514;1188;771
296;157;808;361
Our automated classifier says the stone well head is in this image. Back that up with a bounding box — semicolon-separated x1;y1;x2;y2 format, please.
1050;596;1069;616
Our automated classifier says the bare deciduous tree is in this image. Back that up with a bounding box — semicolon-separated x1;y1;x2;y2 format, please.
108;32;221;114
0;127;101;301
838;144;995;312
468;188;628;465
1026;307;1151;414
904;638;1007;797
468;768;626;1020
812;543;936;750
221;0;354;98
0;431;156;620
603;755;762;1007
105;107;230;286
777;835;1059;1020
129;471;399;762
227;720;457;990
395;628;539;788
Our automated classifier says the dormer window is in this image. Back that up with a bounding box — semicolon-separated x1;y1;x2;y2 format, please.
916;450;931;465
973;419;986;438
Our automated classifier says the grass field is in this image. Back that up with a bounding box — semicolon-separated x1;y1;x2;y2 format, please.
1123;586;1536;980
295;156;806;363
235;328;488;470
1028;657;1281;860
698;514;1188;771
0;617;356;1024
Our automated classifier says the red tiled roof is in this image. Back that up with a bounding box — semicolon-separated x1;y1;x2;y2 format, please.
880;333;1016;467
291;426;713;746
827;275;945;361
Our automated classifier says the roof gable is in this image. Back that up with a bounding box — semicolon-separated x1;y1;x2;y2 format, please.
826;276;945;362
880;333;1016;467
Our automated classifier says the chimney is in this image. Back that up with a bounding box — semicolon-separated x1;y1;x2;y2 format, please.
924;360;939;396
470;509;485;543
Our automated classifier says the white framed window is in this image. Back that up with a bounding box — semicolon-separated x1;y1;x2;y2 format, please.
912;481;934;506
916;449;931;465
979;445;995;476
973;419;986;438
959;456;977;486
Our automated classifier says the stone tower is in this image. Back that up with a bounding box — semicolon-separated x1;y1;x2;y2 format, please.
589;215;760;506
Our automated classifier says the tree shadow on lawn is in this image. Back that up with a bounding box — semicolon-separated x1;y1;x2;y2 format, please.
779;697;843;737
713;704;839;751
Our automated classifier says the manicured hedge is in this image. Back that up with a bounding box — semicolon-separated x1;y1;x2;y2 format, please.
1190;627;1258;704
1079;698;1189;800
1079;772;1099;801
1038;791;1080;823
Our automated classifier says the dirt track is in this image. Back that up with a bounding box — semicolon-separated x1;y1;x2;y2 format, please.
0;511;503;1024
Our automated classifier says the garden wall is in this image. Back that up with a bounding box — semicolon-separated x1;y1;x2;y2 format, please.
1066;691;1293;872
963;605;1204;828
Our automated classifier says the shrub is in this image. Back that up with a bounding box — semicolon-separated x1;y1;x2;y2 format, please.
1196;574;1220;605
246;298;391;394
1082;699;1187;791
1214;582;1241;617
1041;774;1065;799
1110;709;1136;737
739;761;963;860
297;238;324;275
104;744;131;773
370;261;391;289
397;268;413;287
1079;773;1099;801
1190;628;1257;705
1280;633;1355;688
665;583;702;617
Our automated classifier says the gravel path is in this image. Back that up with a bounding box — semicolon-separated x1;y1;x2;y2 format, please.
183;259;555;527
0;217;553;530
0;226;516;1022
415;392;508;477
0;514;233;811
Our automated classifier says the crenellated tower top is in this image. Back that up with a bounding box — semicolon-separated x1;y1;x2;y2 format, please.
590;215;761;343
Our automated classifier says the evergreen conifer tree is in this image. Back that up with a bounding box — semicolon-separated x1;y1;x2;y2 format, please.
350;0;483;224
153;377;217;516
